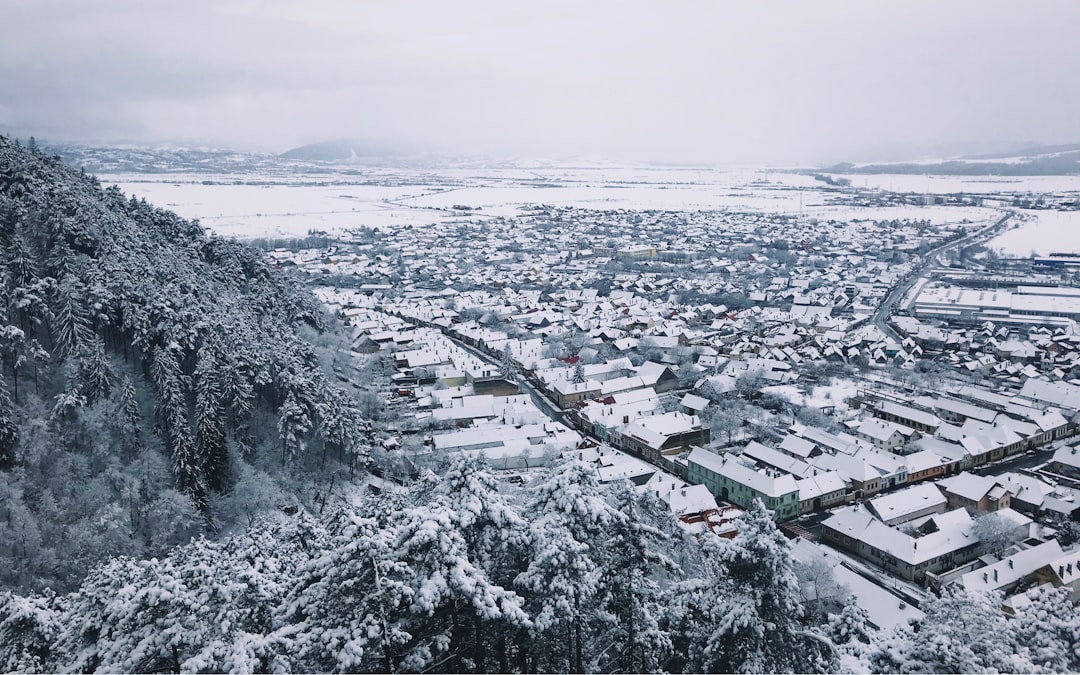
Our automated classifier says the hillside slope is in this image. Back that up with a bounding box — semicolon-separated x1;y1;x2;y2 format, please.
0;136;370;591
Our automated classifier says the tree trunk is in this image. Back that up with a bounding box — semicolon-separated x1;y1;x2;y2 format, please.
451;600;461;674
573;598;584;674
473;613;485;673
496;625;508;675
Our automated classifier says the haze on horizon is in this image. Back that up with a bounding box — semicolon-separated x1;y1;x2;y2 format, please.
2;0;1078;166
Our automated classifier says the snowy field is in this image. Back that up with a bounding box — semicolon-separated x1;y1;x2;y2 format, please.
762;379;862;412
102;165;1018;240
987;209;1080;256
825;173;1080;195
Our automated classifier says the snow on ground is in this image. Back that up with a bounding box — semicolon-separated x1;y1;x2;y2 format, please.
100;164;1047;240
987;209;1080;256
763;378;861;412
833;173;1080;195
104;177;460;238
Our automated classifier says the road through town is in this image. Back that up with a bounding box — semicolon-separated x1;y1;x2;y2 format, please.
872;212;1014;342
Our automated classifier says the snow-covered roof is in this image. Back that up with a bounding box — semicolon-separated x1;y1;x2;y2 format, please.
867;483;946;524
961;539;1064;593
822;506;977;566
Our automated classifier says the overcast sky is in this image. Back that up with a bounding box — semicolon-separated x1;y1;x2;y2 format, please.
2;0;1078;165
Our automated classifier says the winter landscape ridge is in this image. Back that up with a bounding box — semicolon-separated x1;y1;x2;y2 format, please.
1;136;1080;673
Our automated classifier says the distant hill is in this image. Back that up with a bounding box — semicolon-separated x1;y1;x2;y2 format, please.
820;143;1080;176
279;138;414;162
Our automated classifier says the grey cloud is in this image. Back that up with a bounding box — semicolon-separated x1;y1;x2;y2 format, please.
2;0;1078;163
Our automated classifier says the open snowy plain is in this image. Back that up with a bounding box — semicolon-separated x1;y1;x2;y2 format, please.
102;165;1024;242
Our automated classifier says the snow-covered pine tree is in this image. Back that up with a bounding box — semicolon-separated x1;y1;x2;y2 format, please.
51;279;90;362
392;501;530;673
194;347;229;493
276;391;311;467
572;360;586;384
275;512;412;673
0;375;15;470
152;346;206;511
516;457;625;673
1011;584;1080;672
118;376;142;457
499;342;516;381
0;591;60;673
434;455;532;672
826;599;875;673
76;336;112;404
591;483;679;674
869;588;1034;674
680;498;835;674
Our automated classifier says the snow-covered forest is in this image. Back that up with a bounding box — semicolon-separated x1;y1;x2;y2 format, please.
3;136;1080;674
3;453;1077;673
0;136;370;591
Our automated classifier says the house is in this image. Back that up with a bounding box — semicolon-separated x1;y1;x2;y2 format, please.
617;412;710;461
656;482;740;538
1050;444;1080;478
789;539;925;631
821;507;981;583
551;379;603;408
637;361;680;393
938;472;1014;513
866;483;948;526
811;452;884;497
740;440;815;479
960;539;1064;596
679;393;710;416
904;449;954;483
870;400;942;433
778;434;821;460
1034;548;1080;602
1017;378;1080;413
856;417;917;451
795;471;850;514
686;447;800;521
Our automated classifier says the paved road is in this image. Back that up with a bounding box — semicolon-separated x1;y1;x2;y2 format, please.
973;445;1057;477
451;335;570;424
871;212;1014;343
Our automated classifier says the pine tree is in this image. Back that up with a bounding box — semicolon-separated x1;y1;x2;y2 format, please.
0;591;60;673
592;484;678;674
572;360;586;384
499;342;516;381
194;348;229;492
870;588;1033;674
516;458;624;673
152;346;206;511
118;377;142;457
1012;584;1080;672
76;336;112;404
674;498;835;674
276;391;310;467
0;375;16;470
51;280;90;362
275;513;412;673
434;455;532;672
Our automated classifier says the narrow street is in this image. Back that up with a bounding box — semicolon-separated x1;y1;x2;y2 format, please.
872;212;1014;342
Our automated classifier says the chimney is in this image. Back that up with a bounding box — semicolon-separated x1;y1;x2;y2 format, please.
983;572;988;583
993;569;998;582
1008;559;1014;569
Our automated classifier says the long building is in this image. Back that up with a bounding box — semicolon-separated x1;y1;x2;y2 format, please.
913;284;1080;327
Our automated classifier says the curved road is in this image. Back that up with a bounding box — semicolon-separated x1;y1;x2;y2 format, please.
872;211;1014;343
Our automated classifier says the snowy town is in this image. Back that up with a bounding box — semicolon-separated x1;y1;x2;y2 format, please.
255;186;1080;634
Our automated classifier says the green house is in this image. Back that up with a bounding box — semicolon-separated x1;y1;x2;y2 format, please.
686;447;800;522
